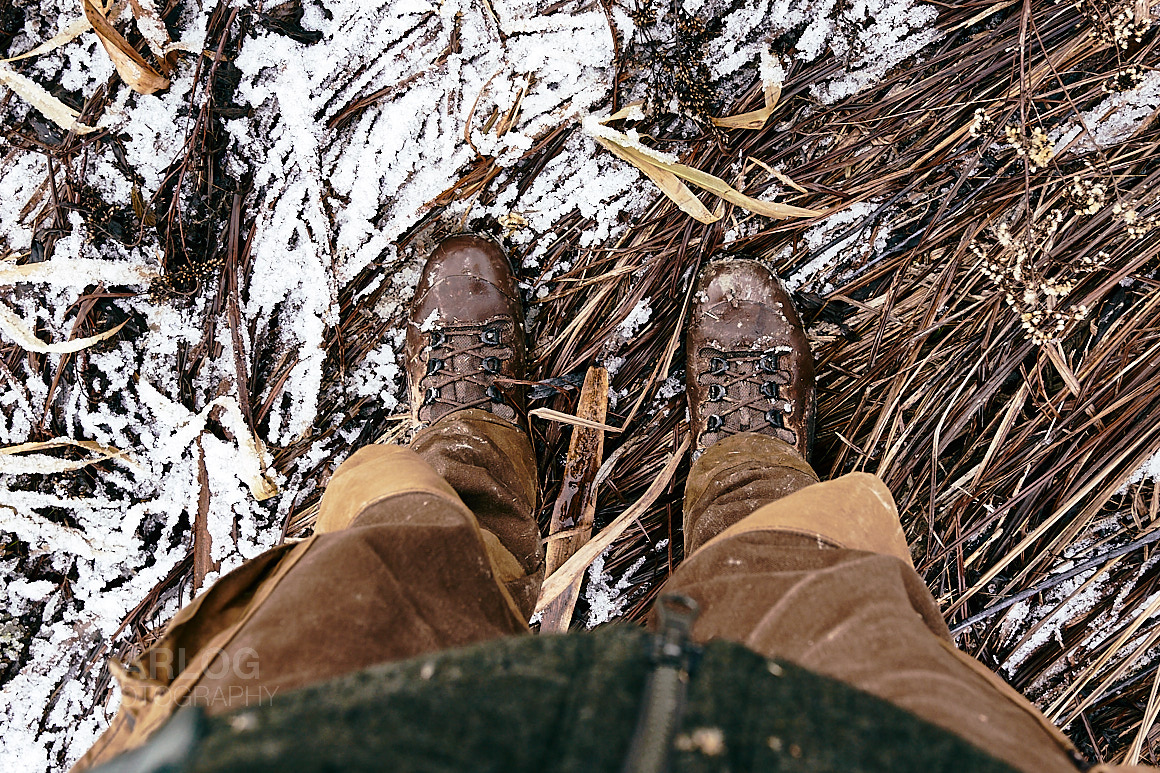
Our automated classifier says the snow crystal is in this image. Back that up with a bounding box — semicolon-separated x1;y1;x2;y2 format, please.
784;201;890;293
583;539;668;627
7;580;56;602
582;114;681;166
1121;446;1160;489
811;0;941;104
347;343;404;413
418;310;440;333
656;376;686;400
704;0;939;104
603;355;627;377
1053;71;1160;154
617;298;653;340
999;567;1109;677
759;49;784;88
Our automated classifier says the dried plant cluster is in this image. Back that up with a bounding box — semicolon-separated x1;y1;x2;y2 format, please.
1106;64;1147;92
955;0;1158;348
964;167;1159;346
1073;0;1154;48
624;0;718;120
970;213;1091;346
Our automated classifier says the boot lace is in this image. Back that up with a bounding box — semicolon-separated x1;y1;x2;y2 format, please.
418;316;517;424
695;346;797;447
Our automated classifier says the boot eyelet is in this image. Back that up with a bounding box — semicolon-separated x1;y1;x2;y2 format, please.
481;327;503;345
426;358;445;376
764;409;784;428
424;387;440;405
708;357;728;376
760;381;778;398
707;384;726;401
486;385;506;404
706;414;723;431
760;353;780;373
482;356;502;374
428;331;447;348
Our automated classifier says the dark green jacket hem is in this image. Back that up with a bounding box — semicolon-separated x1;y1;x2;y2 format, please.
170;625;1015;773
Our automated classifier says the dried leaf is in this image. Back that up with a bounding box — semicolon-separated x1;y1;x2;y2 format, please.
83;0;169;95
530;405;623;433
0;438;135;475
592;124;821;220
534;436;689;617
205;396;279;500
594;136;720;224
539;367;609;634
658;153;822;219
1;16;92;63
1045;343;1081;396
127;0;173;67
605;101;646;122
0;64;97;135
748;156;808;193
544;366;609;576
712;81;781;130
131;185;157;226
0;304;128;354
712;49;783;130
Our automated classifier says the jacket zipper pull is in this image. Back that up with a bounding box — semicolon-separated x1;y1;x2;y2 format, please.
622;593;702;773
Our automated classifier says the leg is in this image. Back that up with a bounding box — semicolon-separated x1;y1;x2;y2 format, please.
74;235;543;772
193;415;539;700
676;258;1081;771
410;409;545;617
73;424;535;772
683;432;818;555
201;230;546;694
664;438;1082;773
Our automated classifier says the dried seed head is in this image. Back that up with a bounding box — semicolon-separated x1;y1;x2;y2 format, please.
1104;65;1146;93
969;107;993;138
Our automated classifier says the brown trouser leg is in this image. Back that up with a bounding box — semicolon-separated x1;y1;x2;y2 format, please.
663;433;1082;773
191;409;543;699
73;409;540;772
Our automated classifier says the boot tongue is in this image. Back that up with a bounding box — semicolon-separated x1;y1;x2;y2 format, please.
419;320;518;425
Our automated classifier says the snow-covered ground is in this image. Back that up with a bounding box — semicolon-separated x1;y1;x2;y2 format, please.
7;0;1144;769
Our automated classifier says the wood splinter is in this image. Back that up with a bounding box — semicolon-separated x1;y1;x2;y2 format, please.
537;365;609;634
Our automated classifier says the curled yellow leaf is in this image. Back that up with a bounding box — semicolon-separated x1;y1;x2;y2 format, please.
594;137;720;224
0;304;128;354
588;119;821;221
712;81;781;130
83;0;169;95
1;16;92;63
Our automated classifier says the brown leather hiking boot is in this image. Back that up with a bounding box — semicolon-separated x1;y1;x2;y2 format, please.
686;259;815;461
405;235;526;427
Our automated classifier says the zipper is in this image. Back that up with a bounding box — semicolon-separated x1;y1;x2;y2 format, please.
621;593;702;773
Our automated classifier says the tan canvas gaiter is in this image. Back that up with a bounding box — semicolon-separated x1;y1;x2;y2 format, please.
660;432;1084;773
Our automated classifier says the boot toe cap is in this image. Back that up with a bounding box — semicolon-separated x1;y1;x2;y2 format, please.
416;235;519;303
697;258;792;309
